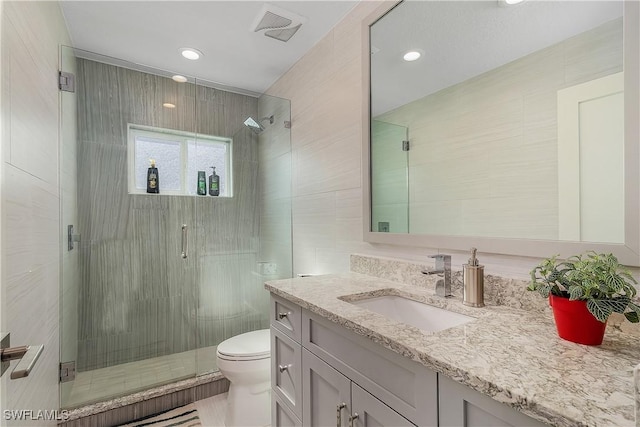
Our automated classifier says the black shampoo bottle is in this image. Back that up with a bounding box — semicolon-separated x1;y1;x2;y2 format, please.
146;159;159;193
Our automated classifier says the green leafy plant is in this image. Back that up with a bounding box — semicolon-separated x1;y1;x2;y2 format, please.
528;252;640;323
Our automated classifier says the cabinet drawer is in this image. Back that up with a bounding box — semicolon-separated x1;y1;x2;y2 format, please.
302;310;437;426
272;393;302;427
271;294;302;342
271;326;302;419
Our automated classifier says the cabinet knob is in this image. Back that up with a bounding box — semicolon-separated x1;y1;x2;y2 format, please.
336;402;346;427
278;311;292;320
278;364;291;373
348;413;359;427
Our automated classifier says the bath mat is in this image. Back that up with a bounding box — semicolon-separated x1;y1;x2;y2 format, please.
119;404;202;427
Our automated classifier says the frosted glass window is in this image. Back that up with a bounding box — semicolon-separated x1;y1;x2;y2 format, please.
187;141;228;195
134;137;181;191
127;124;232;196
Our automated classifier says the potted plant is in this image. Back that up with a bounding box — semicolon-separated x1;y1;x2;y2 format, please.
528;252;640;345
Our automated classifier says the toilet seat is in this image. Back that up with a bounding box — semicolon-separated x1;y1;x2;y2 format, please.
216;329;270;361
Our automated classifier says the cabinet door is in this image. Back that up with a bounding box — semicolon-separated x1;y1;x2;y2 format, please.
272;327;303;418
272;393;302;427
438;375;549;427
303;349;352;427
351;383;416;427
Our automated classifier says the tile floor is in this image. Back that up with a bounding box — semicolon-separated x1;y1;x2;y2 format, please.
194;393;228;427
65;346;219;407
194;392;273;427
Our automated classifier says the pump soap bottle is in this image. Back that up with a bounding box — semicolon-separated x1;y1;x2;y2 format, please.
209;167;220;196
463;248;484;307
146;159;159;194
197;171;207;195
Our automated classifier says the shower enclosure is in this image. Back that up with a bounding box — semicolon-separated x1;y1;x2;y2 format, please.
59;46;292;408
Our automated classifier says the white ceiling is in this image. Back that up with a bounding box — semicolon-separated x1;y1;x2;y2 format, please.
60;1;358;96
371;1;623;116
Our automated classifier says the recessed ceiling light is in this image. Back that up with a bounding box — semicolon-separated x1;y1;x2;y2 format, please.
172;75;188;83
500;0;525;5
179;48;203;60
403;51;421;62
163;103;176;109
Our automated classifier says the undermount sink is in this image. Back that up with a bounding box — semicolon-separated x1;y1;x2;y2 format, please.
350;295;474;333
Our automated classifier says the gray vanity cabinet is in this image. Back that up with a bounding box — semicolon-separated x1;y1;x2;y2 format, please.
270;294;547;427
351;382;417;427
303;348;415;427
302;349;351;427
272;394;302;427
269;294;437;427
270;295;304;426
438;375;548;427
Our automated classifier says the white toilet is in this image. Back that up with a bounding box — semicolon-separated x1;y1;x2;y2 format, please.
216;329;271;427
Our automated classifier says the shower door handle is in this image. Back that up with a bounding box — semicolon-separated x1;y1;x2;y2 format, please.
181;224;188;259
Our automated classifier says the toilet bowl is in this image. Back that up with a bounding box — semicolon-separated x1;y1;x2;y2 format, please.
216;329;271;427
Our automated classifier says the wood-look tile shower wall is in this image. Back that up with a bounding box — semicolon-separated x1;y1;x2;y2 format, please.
75;59;267;371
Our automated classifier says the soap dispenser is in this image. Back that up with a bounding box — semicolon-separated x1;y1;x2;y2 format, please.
463;248;484;307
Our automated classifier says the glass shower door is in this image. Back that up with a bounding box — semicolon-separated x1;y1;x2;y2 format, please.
59;46;200;408
193;91;293;376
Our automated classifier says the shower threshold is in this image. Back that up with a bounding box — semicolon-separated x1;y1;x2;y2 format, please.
63;345;218;409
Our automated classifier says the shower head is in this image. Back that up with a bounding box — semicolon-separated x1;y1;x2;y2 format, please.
243;115;274;134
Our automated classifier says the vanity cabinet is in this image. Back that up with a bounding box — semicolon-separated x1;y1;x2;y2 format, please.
272;393;302;427
271;326;302;419
270;294;548;427
270;294;437;427
303;348;415;427
270;295;303;425
301;310;438;425
438;375;548;427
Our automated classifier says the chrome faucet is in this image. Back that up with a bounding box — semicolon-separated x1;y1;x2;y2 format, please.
422;254;452;297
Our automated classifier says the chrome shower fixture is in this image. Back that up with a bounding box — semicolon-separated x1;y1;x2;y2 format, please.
243;115;274;134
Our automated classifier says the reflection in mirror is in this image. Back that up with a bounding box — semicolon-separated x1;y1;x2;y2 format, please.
370;1;624;243
371;120;409;233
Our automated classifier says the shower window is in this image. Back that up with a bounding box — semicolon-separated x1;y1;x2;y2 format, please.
127;124;232;196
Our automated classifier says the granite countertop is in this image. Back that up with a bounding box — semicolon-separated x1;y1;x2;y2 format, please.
265;273;640;427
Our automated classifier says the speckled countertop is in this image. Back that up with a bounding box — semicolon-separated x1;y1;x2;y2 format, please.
265;273;640;427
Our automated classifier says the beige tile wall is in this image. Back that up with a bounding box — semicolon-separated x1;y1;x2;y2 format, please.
1;1;71;423
266;1;408;276
265;1;639;282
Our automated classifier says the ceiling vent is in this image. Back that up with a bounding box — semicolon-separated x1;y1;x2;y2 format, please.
251;3;307;42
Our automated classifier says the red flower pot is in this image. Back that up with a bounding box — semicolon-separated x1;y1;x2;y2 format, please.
549;294;607;345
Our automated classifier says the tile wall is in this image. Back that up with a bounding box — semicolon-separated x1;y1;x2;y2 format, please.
74;59;267;372
1;1;71;423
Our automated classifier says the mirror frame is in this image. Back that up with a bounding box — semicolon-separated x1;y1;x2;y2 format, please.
362;1;640;266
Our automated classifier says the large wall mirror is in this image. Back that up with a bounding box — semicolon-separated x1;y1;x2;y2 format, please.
363;1;640;266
